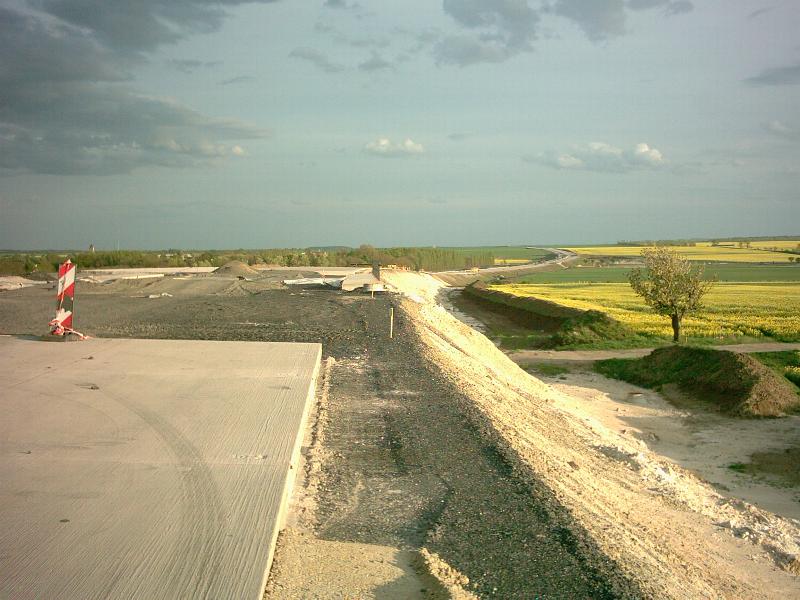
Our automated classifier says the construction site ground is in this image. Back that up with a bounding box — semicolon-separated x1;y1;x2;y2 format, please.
0;275;637;598
1;271;799;598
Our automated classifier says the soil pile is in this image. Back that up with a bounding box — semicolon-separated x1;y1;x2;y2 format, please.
212;261;259;277
596;346;800;417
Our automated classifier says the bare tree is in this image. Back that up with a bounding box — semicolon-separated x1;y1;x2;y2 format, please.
628;247;715;342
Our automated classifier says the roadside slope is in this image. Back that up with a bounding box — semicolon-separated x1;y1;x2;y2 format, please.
382;269;800;599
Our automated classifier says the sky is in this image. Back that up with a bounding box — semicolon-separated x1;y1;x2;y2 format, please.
1;0;799;250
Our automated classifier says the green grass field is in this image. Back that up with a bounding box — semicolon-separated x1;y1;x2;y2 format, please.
513;264;800;284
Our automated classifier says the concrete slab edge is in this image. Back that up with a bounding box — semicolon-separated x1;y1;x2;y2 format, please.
256;343;322;600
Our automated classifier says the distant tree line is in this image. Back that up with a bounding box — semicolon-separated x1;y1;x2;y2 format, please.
0;245;499;275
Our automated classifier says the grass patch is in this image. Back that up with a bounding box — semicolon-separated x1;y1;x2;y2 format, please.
527;363;570;377
549;310;653;349
595;346;800;417
449;289;555;350
462;283;653;350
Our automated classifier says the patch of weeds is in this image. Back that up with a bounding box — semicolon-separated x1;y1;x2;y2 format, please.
527;362;570;377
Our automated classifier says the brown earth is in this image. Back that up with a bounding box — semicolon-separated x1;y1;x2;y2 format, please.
212;260;260;277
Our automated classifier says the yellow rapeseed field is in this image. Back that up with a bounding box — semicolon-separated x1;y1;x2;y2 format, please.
563;243;796;263
493;282;800;341
748;240;800;251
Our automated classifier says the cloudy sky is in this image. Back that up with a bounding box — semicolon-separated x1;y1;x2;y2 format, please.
1;0;799;249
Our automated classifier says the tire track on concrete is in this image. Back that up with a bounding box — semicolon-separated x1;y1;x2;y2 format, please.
104;390;227;599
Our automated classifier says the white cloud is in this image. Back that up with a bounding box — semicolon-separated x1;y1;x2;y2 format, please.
529;141;666;172
364;137;425;157
630;142;664;166
231;145;246;156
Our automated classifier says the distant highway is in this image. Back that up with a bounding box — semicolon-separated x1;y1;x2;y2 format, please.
433;248;578;286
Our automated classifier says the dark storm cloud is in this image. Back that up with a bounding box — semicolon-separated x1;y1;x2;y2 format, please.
437;0;539;65
0;7;130;86
551;0;628;41
0;81;266;175
745;62;800;86
437;0;692;65
544;0;692;42
0;2;272;176
40;0;279;55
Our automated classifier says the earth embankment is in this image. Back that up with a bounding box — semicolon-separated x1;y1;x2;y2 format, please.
383;269;800;598
596;346;800;417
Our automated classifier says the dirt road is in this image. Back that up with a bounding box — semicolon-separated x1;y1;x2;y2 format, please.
433;249;577;286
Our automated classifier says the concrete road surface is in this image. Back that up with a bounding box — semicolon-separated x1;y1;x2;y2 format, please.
0;336;321;600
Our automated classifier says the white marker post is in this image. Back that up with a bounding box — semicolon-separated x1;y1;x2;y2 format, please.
389;307;394;339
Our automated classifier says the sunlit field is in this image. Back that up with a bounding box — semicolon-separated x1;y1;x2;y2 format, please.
493;282;800;341
512;264;800;284
563;242;798;263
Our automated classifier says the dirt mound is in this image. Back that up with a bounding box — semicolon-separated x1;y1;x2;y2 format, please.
212;261;259;277
597;346;800;417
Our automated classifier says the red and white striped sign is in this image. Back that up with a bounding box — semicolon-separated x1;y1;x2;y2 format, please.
52;259;76;331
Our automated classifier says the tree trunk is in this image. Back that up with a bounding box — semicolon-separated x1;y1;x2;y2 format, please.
671;314;681;343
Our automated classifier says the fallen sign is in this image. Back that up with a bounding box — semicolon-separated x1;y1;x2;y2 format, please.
49;259;88;340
